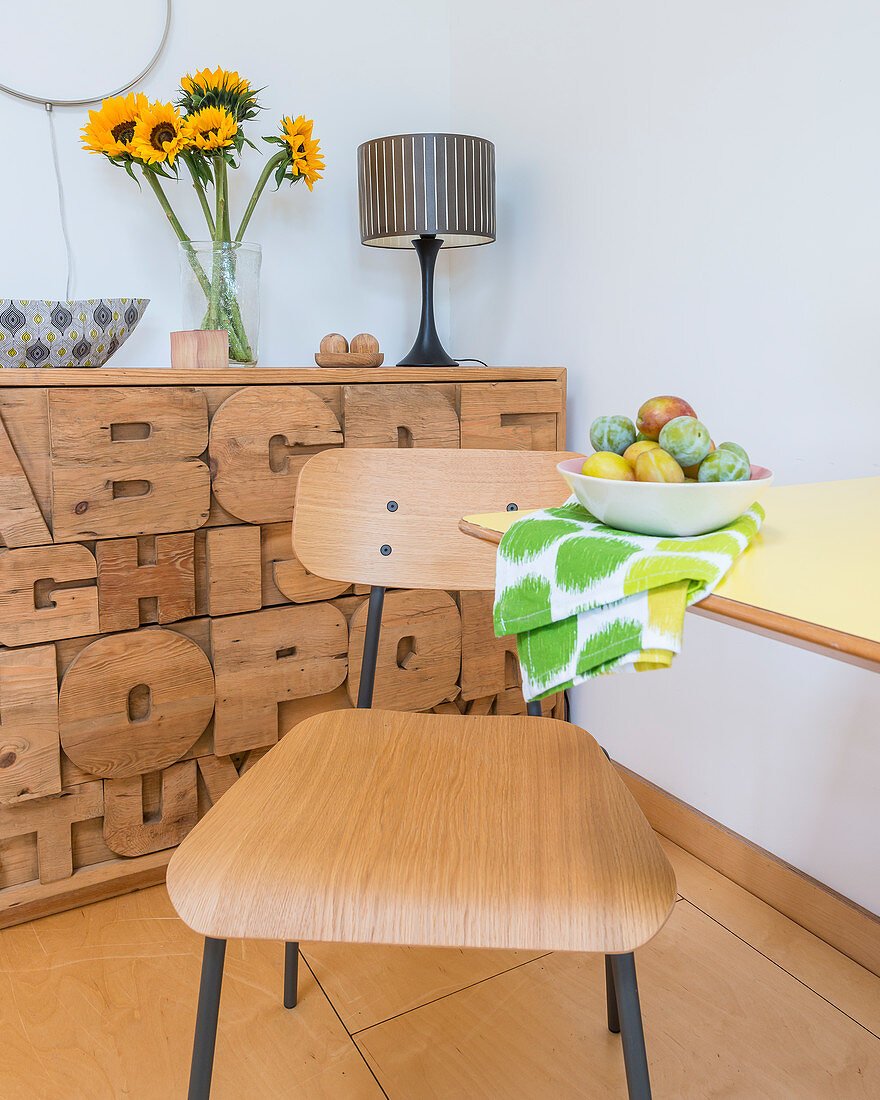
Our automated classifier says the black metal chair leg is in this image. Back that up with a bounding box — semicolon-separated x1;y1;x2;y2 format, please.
188;937;226;1100
610;952;652;1100
284;941;299;1008
605;955;620;1033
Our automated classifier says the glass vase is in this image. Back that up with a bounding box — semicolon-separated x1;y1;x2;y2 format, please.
179;241;261;365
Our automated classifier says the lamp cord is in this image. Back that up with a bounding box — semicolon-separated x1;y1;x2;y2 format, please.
456;356;489;367
46;105;74;301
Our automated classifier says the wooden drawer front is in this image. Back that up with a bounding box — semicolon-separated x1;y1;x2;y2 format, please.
0;372;565;927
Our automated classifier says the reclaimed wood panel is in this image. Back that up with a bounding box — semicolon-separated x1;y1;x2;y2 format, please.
49;387;211;541
0;645;61;806
209;386;343;524
343;384;460;448
0;368;566;926
460;381;564;450
96;533;195;632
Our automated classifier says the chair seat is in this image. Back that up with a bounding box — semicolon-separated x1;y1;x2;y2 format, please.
166;710;676;954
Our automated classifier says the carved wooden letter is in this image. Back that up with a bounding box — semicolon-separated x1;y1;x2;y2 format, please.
459;590;521;700
0;544;98;646
205;526;262;615
343;384;460;448
0;407;51;547
0;781;103;883
459;382;563;450
97;533;195;632
348;590;461;711
103;760;198;856
59;628;215;778
209;386;342;524
0;645;61;805
212;604;348;754
49;387;211;541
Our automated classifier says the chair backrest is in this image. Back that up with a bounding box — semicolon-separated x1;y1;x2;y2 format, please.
294;448;578;591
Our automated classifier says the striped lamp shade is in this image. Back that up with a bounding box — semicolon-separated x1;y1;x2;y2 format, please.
357;133;495;248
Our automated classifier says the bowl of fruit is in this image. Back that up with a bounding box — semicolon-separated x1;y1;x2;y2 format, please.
558;395;773;537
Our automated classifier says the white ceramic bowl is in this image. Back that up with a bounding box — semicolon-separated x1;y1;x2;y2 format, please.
557;456;774;537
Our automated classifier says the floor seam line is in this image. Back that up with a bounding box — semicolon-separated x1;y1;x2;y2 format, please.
350;951;556;1036
298;950;391;1098
677;899;880;1042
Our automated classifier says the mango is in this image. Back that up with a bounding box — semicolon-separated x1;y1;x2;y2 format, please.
718;441;750;468
582;451;635;481
658;416;712;468
698;449;750;482
635;448;685;483
589;415;636;455
636;395;697;441
623;439;660;468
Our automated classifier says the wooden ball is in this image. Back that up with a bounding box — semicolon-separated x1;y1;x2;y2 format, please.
349;333;380;355
319;333;349;354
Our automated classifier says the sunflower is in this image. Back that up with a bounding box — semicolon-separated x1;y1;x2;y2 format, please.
280;116;325;190
181;66;251;98
182;106;238;152
131;101;188;166
178;66;261;123
81;92;148;157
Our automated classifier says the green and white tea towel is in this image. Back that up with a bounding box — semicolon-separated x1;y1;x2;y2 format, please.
493;497;764;699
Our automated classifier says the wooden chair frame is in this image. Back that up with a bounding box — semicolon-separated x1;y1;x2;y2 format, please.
178;450;673;1100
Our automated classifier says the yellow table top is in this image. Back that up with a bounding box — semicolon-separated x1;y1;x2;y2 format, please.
462;476;880;668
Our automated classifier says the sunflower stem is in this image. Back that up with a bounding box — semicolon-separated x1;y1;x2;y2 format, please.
142;168;212;300
220;155;232;240
235;151;286;242
183;155;215;236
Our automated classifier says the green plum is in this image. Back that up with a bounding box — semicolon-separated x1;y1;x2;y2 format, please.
589;415;636;455
658;416;712;467
698;449;750;482
718;441;750;467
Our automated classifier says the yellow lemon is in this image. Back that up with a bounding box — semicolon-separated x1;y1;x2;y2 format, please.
582;451;635;481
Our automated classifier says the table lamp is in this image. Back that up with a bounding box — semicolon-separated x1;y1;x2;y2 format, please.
357;133;495;366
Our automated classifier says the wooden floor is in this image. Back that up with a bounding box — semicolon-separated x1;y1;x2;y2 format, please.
0;837;878;1098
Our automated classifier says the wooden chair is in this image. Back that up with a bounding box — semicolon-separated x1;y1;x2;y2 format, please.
166;449;677;1099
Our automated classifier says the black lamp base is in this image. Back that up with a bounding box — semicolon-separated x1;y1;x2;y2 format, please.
397;235;458;367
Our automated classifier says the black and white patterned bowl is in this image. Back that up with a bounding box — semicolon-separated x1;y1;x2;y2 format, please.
0;298;149;368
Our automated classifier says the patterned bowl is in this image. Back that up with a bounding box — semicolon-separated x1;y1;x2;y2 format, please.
0;298;149;368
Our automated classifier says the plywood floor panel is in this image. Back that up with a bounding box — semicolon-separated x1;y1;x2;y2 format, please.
1;850;879;1098
0;887;382;1099
302;941;548;1032
357;901;880;1098
660;836;880;1038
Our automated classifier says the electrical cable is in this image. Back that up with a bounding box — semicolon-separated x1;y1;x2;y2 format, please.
0;0;172;298
46;105;74;301
456;357;489;367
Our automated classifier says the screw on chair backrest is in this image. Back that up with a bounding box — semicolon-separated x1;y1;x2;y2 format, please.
293;448;577;710
293;448;577;591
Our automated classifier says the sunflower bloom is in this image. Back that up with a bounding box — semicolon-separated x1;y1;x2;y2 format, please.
81;92;148;157
179;66;260;123
182;106;238;152
181;67;251;98
132;101;188;166
280;116;325;190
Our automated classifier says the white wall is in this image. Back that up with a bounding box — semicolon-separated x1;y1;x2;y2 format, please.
3;0;453;365
450;0;880;910
3;1;878;912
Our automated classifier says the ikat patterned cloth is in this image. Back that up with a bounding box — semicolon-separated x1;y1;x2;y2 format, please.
493;496;765;699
